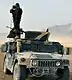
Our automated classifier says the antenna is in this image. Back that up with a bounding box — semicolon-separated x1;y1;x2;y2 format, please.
13;0;19;4
6;26;12;29
12;0;15;4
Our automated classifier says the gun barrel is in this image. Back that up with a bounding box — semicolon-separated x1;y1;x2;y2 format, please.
6;26;13;29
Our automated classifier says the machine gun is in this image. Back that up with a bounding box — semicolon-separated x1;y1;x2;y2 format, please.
7;26;24;38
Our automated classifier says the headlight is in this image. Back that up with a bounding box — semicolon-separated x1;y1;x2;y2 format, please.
56;62;60;66
32;60;38;66
20;58;26;62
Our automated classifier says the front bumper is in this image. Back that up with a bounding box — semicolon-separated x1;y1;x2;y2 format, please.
28;67;58;77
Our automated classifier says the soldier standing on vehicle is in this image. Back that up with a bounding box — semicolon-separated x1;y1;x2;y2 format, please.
15;3;23;38
15;3;23;29
10;3;23;29
10;3;23;38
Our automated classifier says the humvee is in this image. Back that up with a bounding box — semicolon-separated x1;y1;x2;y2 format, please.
1;31;69;80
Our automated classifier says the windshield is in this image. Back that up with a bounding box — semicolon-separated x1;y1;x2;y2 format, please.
20;43;58;53
37;44;57;53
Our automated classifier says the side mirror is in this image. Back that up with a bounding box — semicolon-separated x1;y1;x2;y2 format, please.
1;43;8;52
61;45;64;55
58;45;64;55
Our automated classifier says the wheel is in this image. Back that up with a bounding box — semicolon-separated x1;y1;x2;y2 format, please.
13;63;27;80
3;58;11;74
57;66;69;80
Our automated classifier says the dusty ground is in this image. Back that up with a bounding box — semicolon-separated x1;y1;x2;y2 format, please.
0;52;72;80
65;54;72;80
0;52;13;80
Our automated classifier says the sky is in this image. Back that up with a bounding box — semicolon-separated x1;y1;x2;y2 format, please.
0;0;72;33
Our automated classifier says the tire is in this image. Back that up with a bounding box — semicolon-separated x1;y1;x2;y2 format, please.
3;58;11;74
57;66;69;80
13;63;27;80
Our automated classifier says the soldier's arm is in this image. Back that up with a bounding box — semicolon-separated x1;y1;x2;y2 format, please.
10;9;13;13
20;8;23;15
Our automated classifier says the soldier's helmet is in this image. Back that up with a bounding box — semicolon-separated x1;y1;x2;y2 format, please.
15;3;20;7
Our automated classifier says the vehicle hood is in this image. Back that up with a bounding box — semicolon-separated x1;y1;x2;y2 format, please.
17;52;66;60
31;52;65;59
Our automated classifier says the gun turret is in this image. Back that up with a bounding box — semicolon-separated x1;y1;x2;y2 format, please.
24;30;50;41
7;26;50;41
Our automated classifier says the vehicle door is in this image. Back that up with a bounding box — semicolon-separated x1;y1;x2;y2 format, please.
7;42;16;69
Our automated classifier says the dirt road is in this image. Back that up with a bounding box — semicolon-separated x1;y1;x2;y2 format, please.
0;52;12;80
0;52;72;80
